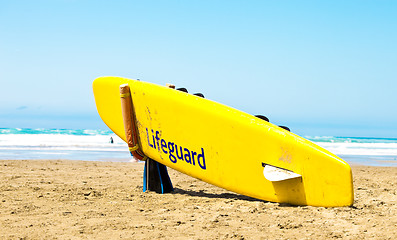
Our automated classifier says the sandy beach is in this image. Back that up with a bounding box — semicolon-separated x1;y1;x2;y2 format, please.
1;160;396;239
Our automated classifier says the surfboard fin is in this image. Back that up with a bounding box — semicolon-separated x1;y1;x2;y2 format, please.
262;163;301;182
143;158;174;193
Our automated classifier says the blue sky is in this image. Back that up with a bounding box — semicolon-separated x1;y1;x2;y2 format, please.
1;0;396;137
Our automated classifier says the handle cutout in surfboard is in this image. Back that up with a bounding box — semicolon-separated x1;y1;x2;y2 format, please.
262;163;302;182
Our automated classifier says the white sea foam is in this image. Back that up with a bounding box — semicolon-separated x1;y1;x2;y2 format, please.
1;128;397;165
0;134;125;151
317;142;397;156
0;129;131;161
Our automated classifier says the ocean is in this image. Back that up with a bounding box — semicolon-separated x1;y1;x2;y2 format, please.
0;128;130;162
1;128;396;167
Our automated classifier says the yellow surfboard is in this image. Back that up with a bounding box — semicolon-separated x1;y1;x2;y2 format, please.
93;76;354;207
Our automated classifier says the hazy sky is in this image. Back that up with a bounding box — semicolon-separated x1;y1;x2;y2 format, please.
1;0;396;137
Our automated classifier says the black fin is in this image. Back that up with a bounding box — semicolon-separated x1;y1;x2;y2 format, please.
143;158;173;194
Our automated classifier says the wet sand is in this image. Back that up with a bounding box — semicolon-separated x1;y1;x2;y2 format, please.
1;160;396;239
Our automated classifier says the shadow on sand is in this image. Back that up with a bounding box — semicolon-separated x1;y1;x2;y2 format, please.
171;187;265;202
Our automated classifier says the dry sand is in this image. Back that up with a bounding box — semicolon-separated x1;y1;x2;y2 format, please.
1;160;396;239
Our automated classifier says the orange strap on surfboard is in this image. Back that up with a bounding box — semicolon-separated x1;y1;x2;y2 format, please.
120;84;147;161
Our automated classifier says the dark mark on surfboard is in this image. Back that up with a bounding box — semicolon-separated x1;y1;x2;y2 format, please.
177;87;188;93
261;162;290;171
279;126;290;132
193;93;205;98
255;115;269;122
255;115;290;131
